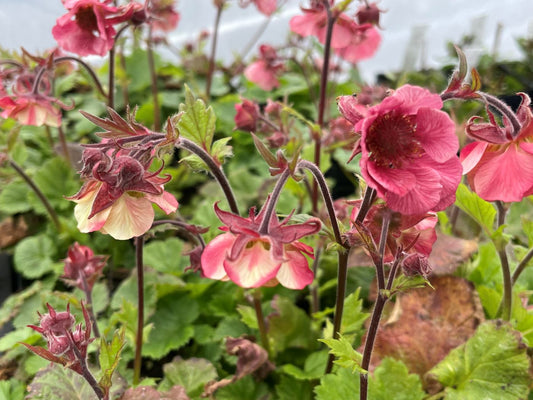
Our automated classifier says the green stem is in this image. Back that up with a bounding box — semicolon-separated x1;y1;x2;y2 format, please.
252;289;271;356
133;235;144;386
147;25;161;131
511;246;533;285
9;158;61;231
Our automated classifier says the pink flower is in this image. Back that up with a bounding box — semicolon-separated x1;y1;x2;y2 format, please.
333;23;381;64
132;0;180;32
52;0;135;57
289;2;355;49
252;0;277;16
0;94;68;127
244;45;284;91
62;242;107;291
201;200;321;289
460;93;533;202
338;85;462;214
67;151;178;240
234;98;260;131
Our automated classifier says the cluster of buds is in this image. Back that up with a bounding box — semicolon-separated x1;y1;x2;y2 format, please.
23;304;93;376
62;242;108;291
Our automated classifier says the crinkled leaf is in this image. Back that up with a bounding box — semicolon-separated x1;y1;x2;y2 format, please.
143;294;199;359
121;385;190;400
0;181;32;214
143;238;187;275
98;329;125;392
13;234;55;279
178;85;216;148
281;350;329;381
210;137;233;165
455;183;496;236
314;367;359;400
426;321;530;400
275;375;313;400
319;335;364;374
159;357;217;398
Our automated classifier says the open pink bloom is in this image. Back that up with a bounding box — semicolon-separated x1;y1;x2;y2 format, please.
252;0;277;16
62;242;107;291
0;94;69;127
347;201;437;266
244;45;284;91
460;93;533;202
289;1;355;49
201;201;321;289
52;0;135;56
67;151;178;240
333;23;381;64
339;85;462;214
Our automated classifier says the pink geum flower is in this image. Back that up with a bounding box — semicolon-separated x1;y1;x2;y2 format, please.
244;44;285;91
131;0;180;32
52;0;136;57
460;92;533;202
234;98;260;132
62;242;108;291
289;1;355;49
23;303;93;376
338;85;462;215
67;150;178;240
0;94;71;127
333;23;381;64
201;200;322;289
251;0;277;16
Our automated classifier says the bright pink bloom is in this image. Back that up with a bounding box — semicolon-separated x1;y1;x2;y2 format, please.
62;242;107;291
253;0;277;16
333;23;381;64
234;98;260;131
338;85;462;214
0;94;67;127
201;201;321;289
289;1;355;49
52;0;135;57
67;151;178;240
244;45;284;91
460;93;533;202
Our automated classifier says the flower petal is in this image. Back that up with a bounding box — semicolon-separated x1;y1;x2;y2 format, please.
100;194;154;240
201;233;233;280
275;246;314;290
415;108;458;162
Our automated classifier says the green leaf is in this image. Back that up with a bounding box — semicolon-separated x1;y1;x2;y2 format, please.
26;364;98;400
281;350;329;380
341;288;370;335
159;357;217;397
275;375;313;400
0;181;32;214
210;137;233;165
314;366;359;400
98;329;125;392
368;358;425;400
215;375;269;400
143;237;187;275
13;235;55;279
143;294;199;359
237;305;259;329
178;85;216;148
455;183;496;236
427;321;530;399
0;379;25;400
319;335;364;373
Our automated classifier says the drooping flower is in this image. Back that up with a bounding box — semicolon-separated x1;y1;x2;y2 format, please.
244;45;285;91
338;85;462;215
62;242;108;291
333;23;381;64
52;0;136;57
346;201;438;266
67;150;178;240
23;303;93;376
234;98;260;132
131;0;180;32
0;94;70;127
251;0;277;16
201;200;321;289
460;92;533;202
356;2;385;27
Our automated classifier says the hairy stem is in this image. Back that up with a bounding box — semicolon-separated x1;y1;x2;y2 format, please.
205;4;223;100
511;246;533;285
78;271;100;338
133;235;144;386
258;169;291;234
252;289;271;356
55;56;107;98
9;159;61;231
177;137;239;214
67;332;105;399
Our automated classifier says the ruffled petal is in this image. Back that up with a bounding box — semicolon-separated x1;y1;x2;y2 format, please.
364;161;417;196
415;108;458;162
100;194;154;240
275;247;314;290
201;233;233;280
460;141;489;174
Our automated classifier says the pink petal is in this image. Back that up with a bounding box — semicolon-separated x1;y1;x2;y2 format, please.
201;233;233;280
390;85;442;114
431;157;463;211
223;240;281;288
364;161;417;196
460;141;489;174
145;190;178;214
244;61;279;91
289;12;324;39
100;194;155;240
275;247;314;290
415;108;458;162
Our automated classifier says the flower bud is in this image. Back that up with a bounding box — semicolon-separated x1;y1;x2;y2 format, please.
402;253;432;278
356;3;384;27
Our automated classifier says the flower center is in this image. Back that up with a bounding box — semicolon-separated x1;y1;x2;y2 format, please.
75;6;99;34
365;112;422;168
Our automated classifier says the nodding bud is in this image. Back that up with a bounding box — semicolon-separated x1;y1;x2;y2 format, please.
356;3;384;28
402;253;432;278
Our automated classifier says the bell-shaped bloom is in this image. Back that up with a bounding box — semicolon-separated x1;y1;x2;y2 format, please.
52;0;136;57
346;201;438;265
244;45;285;91
201;200;321;289
249;0;277;16
0;94;69;127
356;2;384;27
460;92;533;202
289;1;355;49
62;242;108;291
131;0;180;32
234;98;260;132
24;303;93;376
67;152;178;240
333;23;381;64
338;85;462;215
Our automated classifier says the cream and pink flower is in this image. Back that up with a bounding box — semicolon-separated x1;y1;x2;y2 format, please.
52;0;136;57
338;85;462;215
201;201;321;289
67;151;178;240
244;45;285;91
460;92;533;202
0;94;69;127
